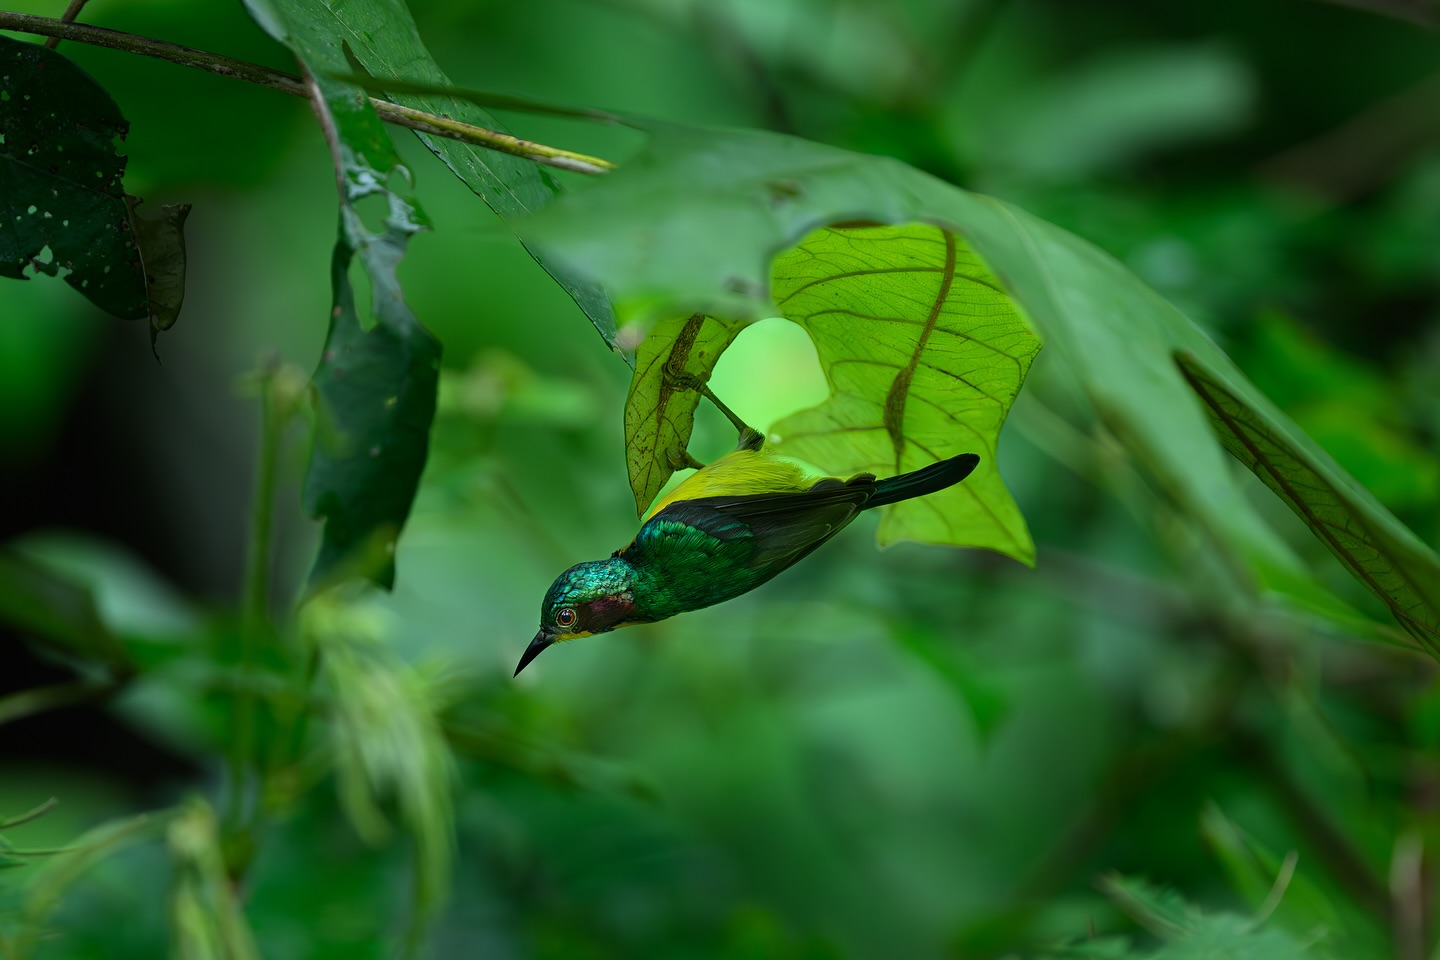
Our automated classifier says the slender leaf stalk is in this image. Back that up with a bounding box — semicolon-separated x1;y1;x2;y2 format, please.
0;799;58;831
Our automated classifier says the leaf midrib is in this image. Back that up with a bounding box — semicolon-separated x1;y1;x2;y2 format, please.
881;229;956;472
1180;358;1438;649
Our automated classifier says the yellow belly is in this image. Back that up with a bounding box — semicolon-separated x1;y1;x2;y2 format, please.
643;449;816;519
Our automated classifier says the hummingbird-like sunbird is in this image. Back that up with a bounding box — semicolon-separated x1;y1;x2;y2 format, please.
515;431;980;676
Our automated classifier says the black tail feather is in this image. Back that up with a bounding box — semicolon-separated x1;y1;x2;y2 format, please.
864;453;981;509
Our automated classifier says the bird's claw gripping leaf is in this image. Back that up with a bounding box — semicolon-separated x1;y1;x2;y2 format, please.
514;439;980;676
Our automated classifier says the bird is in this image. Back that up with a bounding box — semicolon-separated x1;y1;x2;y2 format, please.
514;430;980;676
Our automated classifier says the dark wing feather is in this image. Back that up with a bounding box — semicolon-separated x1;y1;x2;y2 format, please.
648;481;876;572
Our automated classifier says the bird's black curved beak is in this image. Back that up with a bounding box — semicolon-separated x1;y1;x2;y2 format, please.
514;630;553;677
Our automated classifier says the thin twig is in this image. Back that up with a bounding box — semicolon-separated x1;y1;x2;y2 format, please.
42;0;90;49
0;678;126;726
0;799;59;831
0;12;613;175
1253;850;1299;925
228;361;286;827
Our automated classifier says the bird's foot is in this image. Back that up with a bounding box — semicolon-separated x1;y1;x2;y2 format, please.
667;447;707;471
736;426;764;451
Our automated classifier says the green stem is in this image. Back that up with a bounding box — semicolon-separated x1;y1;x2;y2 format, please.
0;798;58;831
0;678;126;727
0;11;613;175
228;368;283;825
700;385;757;440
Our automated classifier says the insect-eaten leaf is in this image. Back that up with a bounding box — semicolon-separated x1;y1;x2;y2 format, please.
280;0;620;358
526;121;1440;648
304;210;440;591
625;313;746;516
620;223;1038;564
248;1;442;591
0;36;191;346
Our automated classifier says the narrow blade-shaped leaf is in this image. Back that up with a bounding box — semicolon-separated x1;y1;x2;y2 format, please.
167;799;261;960
1177;352;1440;653
0;551;125;667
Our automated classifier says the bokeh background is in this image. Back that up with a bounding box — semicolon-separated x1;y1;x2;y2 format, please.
3;0;1440;957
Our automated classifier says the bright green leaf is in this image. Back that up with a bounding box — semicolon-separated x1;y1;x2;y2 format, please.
21;810;167;938
301;591;455;950
1096;874;1335;960
524;122;1440;643
769;223;1038;559
1200;802;1342;944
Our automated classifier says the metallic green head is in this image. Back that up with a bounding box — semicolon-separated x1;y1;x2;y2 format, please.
514;558;638;676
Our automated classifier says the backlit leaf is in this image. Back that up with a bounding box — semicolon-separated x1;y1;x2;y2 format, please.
625;312;746;515
769;223;1038;559
524;122;1440;644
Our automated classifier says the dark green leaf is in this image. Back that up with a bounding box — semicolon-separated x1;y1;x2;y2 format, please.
245;0;442;590
0;551;126;668
1176;352;1440;653
0;35;190;339
125;197;191;350
304;209;440;590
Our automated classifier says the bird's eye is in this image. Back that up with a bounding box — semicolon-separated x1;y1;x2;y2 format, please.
556;607;577;629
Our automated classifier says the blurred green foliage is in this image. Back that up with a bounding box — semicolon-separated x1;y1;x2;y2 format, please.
2;1;1440;959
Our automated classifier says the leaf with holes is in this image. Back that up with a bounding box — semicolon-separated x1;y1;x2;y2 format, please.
525;121;1440;647
0;35;191;341
263;0;618;353
625;313;746;516
247;0;441;590
769;224;1038;559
